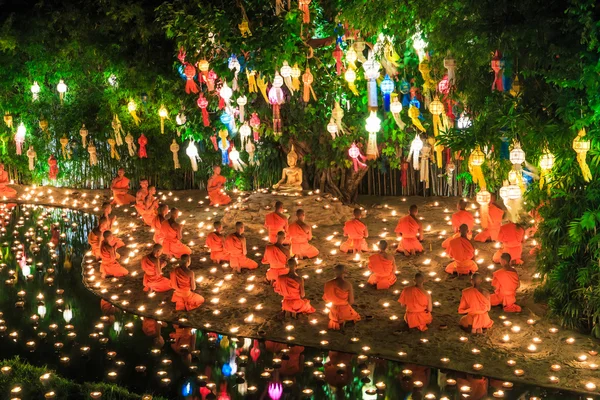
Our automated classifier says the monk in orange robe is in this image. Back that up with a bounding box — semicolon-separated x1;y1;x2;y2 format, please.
140;186;159;226
0;163;16;198
100;202;117;231
170;254;204;311
170;325;196;365
225;222;258;273
134;179;149;217
367;240;397;289
289;209;319;259
265;201;289;243
152;204;169;245
273;258;315;317
395;205;424;256
99;216;125;250
161;207;191;258
262;231;290;282
100;231;129;278
207;165;231;206
322;264;361;330
340;208;369;253
475;193;504;242
142;318;165;347
492;221;525;265
398;272;433;331
111;168;136;205
490;253;521;312
88;224;102;260
442;200;475;248
141;244;172;292
445;224;479;275
458;273;493;334
205;221;229;263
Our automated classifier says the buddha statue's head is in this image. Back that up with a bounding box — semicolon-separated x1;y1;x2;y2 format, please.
287;145;298;167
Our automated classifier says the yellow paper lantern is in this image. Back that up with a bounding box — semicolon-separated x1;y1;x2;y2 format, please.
573;129;592;182
158;105;169;134
470;147;485;166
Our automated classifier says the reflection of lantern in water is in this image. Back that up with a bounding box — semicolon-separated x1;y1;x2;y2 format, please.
268;382;283;400
37;302;47;318
63;306;73;323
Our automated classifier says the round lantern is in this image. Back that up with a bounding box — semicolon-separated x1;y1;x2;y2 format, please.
507;184;522;200
220;113;232;125
346;47;357;64
31;81;40;101
429;97;444;116
345;68;356;83
540;150;555;170
573;136;591;153
280;62;292;78
380;75;394;95
471;148;485;166
499;183;510;200
272;72;284;88
56;80;67;94
220;81;233;102
457;113;472;129
127;100;137;113
412;135;424;152
239;122;251;137
508;169;518;184
237;96;247;107
198;60;209;72
365;112;381;134
510;144;526;165
158;105;168;119
363;58;381;80
291;64;301;80
327;118;338;137
390;98;402;114
476;190;491;206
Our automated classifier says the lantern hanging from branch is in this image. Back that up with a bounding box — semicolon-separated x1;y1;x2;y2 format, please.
420;140;432;188
291;64;301;91
31;81;40;102
197;94;210;127
344;66;359;95
158;105;169;134
302;67;316;103
218;129;230;165
229;146;246;171
256;73;269;102
333;43;343;75
380;75;394;111
408;135;423;169
3;112;13;128
220;81;233;112
184;63;199;94
408;105;426;132
348;143;366;171
298;0;311;23
88;141;98;166
127;100;141;125
390;94;405;130
346;47;357;69
457;113;472;129
15;122;26;155
239;122;251;148
170;140;180;169
332;101;345;135
56;79;67;104
573;128;592;182
26;145;36;171
138;134;148;158
249;113;261;141
60;136;71;160
246;140;258;166
469;146;486;189
186;140;199;171
363;55;380;110
228;55;241;91
510;75;522;97
365;112;380;160
444;53;457;85
125;132;136;156
509;142;525;165
246;69;257;93
237;95;247;122
539;148;554;189
429;97;445;168
491;50;504;92
79;124;88;147
412;32;427;62
280;61;294;93
269;72;285;135
327;117;338;139
108;138;120;160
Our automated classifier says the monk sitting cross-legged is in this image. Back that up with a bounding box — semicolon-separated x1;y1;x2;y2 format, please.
458;273;493;334
152;204;169;245
395;205;424;256
207;165;231;206
88;223;102;260
398;272;433;331
111;168;136;205
142;186;159;226
141;244;172;292
340;208;369;253
161;208;192;259
0;163;16;198
134;179;149;218
288;209;319;259
442;200;475;249
100;231;129;279
367;240;397;290
322;264;361;330
224;222;258;273
265;201;289;244
490;253;521;312
205;221;230;263
273;258;315;318
170;254;204;311
99;216;125;250
445;224;479;275
262;231;290;282
475;193;504;243
492;221;525;265
100;202;117;232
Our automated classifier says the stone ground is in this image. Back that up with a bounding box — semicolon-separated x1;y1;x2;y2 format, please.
8;185;600;395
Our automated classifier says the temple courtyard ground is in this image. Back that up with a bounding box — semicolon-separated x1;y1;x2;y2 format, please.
9;185;600;395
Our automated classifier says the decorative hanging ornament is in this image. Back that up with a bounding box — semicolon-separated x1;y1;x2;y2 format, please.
87;141;98;166
327;117;338;139
239;122;251;147
31;81;40;102
186;140;199;171
236;96;247;122
56;79;67;104
269;72;285;135
443;53;457;85
412;32;428;62
107;138;120;160
111;114;125;146
418;60;433;107
348;143;367;171
291;64;301;91
246;140;258;166
4;112;13;128
239;18;251;37
476;190;491;229
26;145;36;171
229;146;247;171
15;122;26;155
170;139;180;169
79;124;88;147
138;134;148;158
48;155;59;180
510;75;522;97
420;140;431;188
183;63;199;94
346;46;358;69
539;148;554;189
299;0;311;23
491;50;505;92
257;73;269;103
390;94;405;130
344;66;359;95
380;75;394;112
363;55;381;109
280;62;294;93
206;70;217;92
125;132;137;156
408;135;423;170
247;70;258;93
218;129;230;165
456;112;472;129
60;136;71;160
249;113;261;141
302;67;316;103
573;128;592;182
228;55;241;91
509;142;526;165
469;146;486;189
127;100;141;125
197;94;210;127
365;112;380;160
332;101;345;135
333;44;344;75
158;105;169;134
408;105;426;132
429;97;445;168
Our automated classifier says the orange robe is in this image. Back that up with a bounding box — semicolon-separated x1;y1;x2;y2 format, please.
262;244;289;281
475;203;504;242
142;318;160;338
458;287;493;330
322;281;360;330
395;215;423;254
224;234;258;270
207;174;231;206
152;215;165;245
141;255;172;292
490;269;521;312
205;232;229;263
265;212;289;243
134;189;148;216
445;236;478;275
442;210;475;248
398;286;432;331
0;170;16;198
111;177;136;205
100;299;116;315
493;223;525;264
88;231;101;259
339;219;368;253
100;244;128;277
367;253;397;289
170;326;196;355
289;222;319;258
161;220;191;258
170;268;204;311
273;276;315;314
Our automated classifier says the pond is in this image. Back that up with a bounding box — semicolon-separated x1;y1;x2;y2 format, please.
0;203;586;399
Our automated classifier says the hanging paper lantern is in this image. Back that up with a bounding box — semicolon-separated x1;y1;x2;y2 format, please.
48;155;59;180
408;135;423;169
510;75;522;97
444;53;457;85
3;112;13;128
247;69;258;93
469;147;486;189
302;67;316;103
107;138;120;160
344;67;359;95
197;94;210;127
332;101;345;135
456;113;472;129
183;63;199;94
249;113;261;141
56;79;67;104
229;146;246;171
509;143;526;165
228;55;241;91
198;59;209;78
127;100;141;125
269;73;285;135
573;128;592;182
476;189;491;228
412;32;428;62
176;112;186;126
220;81;233;111
437;75;450;95
138;134;148;158
291;64;301;91
220;112;234;134
507;184;521;200
399;79;411;106
333;43;343;75
280;62;294;93
108;74;118;87
31;81;40;102
380;75;394;112
26;146;36;171
246;140;258;166
298;0;311;23
170;140;180;169
491;50;504;92
363;56;380;109
346;47;357;68
207;70;217;92
408;105;426;132
218;129;230;165
499;181;510;200
186;141;199;171
158;105;169;134
239;122;251;147
15;122;26;155
327;117;338;139
125;133;137;156
390;94;405;130
348;143;367;171
236;96;247;122
88;141;98;166
539;148;554;189
365;112;380;160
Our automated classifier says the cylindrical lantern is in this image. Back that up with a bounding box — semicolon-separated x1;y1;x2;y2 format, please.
510;143;526;165
380;75;394;111
363;57;380;110
56;80;67;104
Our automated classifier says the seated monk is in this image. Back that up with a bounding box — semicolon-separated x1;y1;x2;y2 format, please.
88;223;102;260
398;272;433;331
50;224;60;247
207;165;231;206
475;193;504;242
0;163;16;198
99;216;125;250
445;224;479;275
273;258;315;317
395;205;424;256
134;178;149;217
142;318;165;348
458;273;493;334
100;231;129;278
141;244;172;292
262;231;290;282
100;202;117;231
490;253;521;312
289;209;319;259
170;254;204;311
141;186;159;226
111;168;136;205
161;207;192;258
224;222;258;273
367;240;397;289
322;264;361;330
265;201;289;243
152;204;169;245
492;221;525;265
442;200;475;249
205;221;230;263
340;208;369;253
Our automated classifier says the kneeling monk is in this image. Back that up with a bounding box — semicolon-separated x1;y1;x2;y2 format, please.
289;209;319;259
490;253;521;312
367;240;397;290
442;200;474;249
262;231;290;282
225;222;258;273
100;231;129;278
135;178;149;217
492;221;525;265
111;168;136;205
207;165;231;206
398;272;433;331
322;264;360;330
0;163;16;198
273;258;315;317
141;244;172;292
458;273;493;334
161;208;191;258
265;201;289;244
88;223;102;260
170;254;204;311
445;224;478;275
152;204;169;245
205;221;229;263
340;208;369;253
395;205;424;256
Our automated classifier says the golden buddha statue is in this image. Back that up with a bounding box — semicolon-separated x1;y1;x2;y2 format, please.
273;145;303;192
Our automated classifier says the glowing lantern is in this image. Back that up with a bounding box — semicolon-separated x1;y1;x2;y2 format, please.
469;147;486;189
332;101;345;135
127;100;141;125
3;112;12;128
158;105;169;134
197;94;210;127
510;75;522;97
79;124;88;147
344;67;358;95
56;79;67;103
539;149;554;189
183;63;199;94
220;81;233;110
429;97;445;167
363;56;380;109
170;140;180;169
291;64;301;91
280;61;293;92
346;47;357;68
476;190;491;229
228;55;241;91
302;67;316;102
327;117;338;139
457;113;472;129
198;59;209;77
239;122;251;147
365;112;380;160
229;146;246;171
444;53;457;84
63;306;73;323
412;32;427;62
249;113;261;141
175;112;186;126
15;122;26;155
237;96;247;122
333;43;343;75
509;143;525;165
499;181;510;200
408;105;426;132
408;135;423;169
573;128;592;182
269;73;285;135
348;143;367;171
507;184;521;200
380;75;394;111
186;141;199;171
31;81;40;101
108;74;118;87
390;95;405;130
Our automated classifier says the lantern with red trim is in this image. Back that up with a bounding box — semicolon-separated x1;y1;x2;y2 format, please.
197;94;210;127
183;63;199;94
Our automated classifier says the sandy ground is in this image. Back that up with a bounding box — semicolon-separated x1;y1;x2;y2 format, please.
8;185;600;395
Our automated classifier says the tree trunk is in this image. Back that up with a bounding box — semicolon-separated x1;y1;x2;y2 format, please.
323;165;368;204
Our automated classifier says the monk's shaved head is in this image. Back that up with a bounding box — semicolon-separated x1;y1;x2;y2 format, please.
458;200;468;210
213;220;221;229
409;204;418;214
471;272;482;285
334;264;345;277
414;272;424;284
170;207;179;216
235;221;244;229
296;209;305;217
353;208;362;218
379;240;388;251
152;243;163;253
287;257;297;270
500;253;511;264
103;230;112;240
158;203;168;214
276;230;286;242
180;254;191;267
459;224;469;236
275;201;283;210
